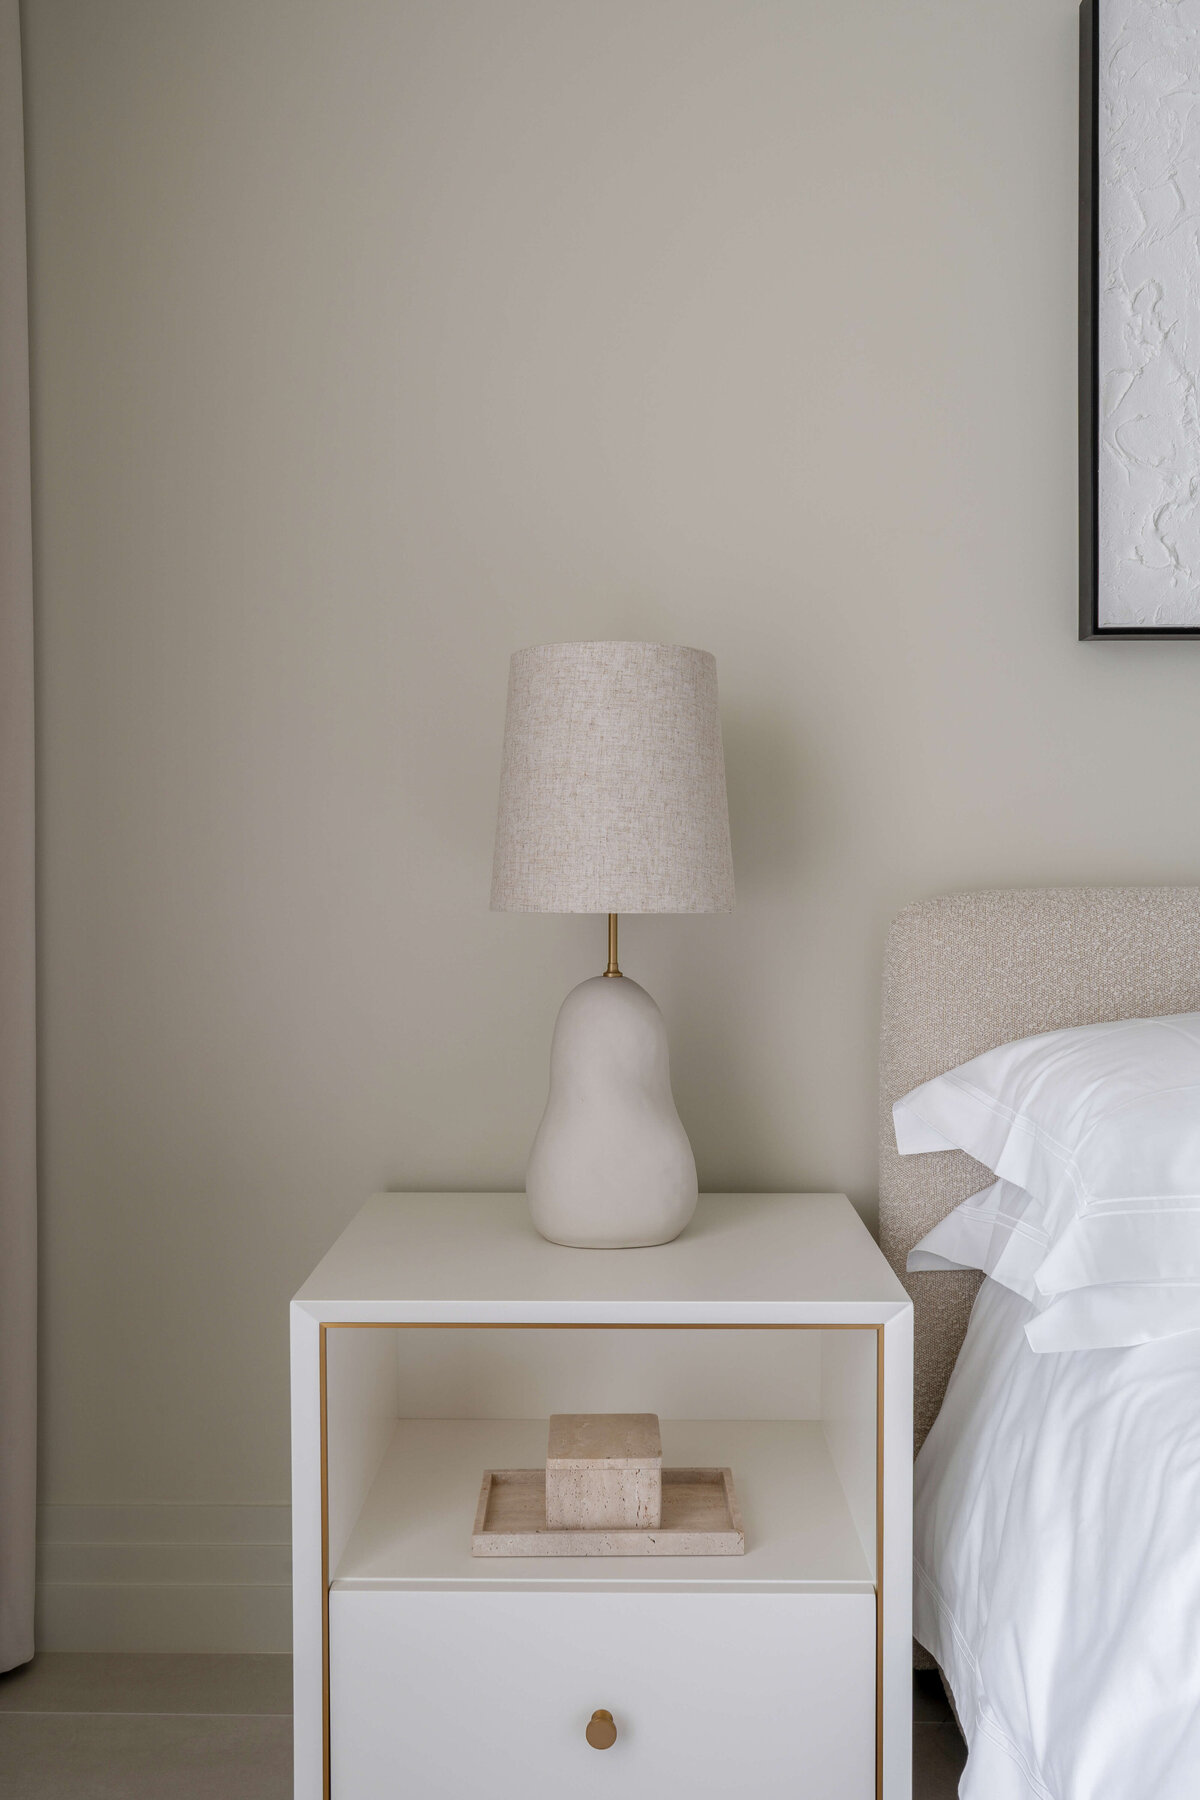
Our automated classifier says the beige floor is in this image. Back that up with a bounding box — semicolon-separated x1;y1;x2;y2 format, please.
0;1653;965;1797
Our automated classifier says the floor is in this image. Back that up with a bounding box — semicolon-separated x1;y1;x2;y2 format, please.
913;1668;969;1797
0;1656;291;1800
0;1654;966;1797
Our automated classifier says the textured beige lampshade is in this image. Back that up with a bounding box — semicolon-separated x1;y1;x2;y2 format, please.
491;641;735;914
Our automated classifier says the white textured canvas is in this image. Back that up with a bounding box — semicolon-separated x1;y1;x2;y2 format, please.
1099;0;1200;627
490;641;734;914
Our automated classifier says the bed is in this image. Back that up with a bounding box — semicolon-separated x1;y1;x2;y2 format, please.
878;887;1200;1800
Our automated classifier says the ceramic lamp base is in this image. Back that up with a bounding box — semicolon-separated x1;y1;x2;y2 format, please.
526;975;698;1249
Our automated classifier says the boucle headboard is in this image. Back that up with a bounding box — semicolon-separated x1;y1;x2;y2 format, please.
879;886;1200;1450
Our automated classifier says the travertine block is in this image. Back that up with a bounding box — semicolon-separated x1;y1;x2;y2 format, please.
545;1413;662;1529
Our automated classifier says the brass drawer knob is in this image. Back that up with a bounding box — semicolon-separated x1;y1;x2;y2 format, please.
586;1709;617;1750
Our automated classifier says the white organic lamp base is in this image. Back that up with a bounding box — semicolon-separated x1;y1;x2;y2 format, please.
526;975;698;1249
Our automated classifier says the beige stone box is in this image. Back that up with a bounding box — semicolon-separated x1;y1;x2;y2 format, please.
545;1413;663;1529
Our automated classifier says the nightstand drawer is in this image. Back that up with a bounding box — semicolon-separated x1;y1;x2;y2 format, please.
329;1586;875;1799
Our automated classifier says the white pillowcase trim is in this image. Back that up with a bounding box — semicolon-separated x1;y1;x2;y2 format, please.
894;1013;1200;1344
1025;1284;1200;1352
906;1180;1049;1303
907;1186;1200;1351
1034;1209;1200;1292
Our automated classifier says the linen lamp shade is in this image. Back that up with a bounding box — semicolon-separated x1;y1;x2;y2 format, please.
491;641;735;915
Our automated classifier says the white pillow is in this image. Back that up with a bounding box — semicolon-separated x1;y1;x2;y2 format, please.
1023;1283;1200;1352
905;1179;1047;1301
893;1013;1200;1297
906;1182;1200;1350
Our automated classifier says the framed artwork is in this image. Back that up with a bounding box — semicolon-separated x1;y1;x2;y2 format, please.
1080;0;1200;637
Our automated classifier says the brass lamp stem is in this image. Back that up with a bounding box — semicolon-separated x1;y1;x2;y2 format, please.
603;913;622;977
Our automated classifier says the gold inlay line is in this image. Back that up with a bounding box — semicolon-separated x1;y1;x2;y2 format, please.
316;1318;887;1800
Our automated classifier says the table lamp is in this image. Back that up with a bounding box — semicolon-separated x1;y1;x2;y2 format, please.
491;641;734;1248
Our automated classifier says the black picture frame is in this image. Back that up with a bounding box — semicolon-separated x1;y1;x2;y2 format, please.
1078;0;1200;639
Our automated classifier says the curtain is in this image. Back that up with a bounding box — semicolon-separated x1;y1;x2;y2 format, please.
0;0;36;1673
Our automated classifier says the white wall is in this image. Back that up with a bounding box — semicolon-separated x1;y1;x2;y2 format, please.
23;0;1200;1647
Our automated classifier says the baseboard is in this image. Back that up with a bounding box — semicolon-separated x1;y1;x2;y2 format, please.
36;1504;292;1652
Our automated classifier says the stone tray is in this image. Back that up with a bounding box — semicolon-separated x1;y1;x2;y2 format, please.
471;1466;744;1556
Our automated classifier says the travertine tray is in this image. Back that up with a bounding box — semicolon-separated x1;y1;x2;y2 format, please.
471;1466;744;1556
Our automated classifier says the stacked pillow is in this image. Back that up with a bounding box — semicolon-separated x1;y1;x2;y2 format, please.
894;1012;1200;1351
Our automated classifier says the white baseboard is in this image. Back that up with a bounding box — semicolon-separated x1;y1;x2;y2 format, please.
36;1504;293;1653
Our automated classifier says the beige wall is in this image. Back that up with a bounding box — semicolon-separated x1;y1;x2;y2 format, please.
22;0;1200;1628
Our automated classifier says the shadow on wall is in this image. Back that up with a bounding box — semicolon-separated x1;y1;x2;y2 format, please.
630;700;824;1187
720;703;809;898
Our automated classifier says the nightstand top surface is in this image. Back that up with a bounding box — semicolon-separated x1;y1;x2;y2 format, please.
293;1193;909;1323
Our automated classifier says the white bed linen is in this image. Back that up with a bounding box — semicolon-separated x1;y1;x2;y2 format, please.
914;1278;1200;1800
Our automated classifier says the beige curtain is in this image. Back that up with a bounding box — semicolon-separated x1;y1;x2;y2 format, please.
0;0;36;1673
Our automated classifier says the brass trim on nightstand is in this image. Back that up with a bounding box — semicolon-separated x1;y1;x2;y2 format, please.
317;1319;887;1800
876;1321;885;1800
318;1325;330;1795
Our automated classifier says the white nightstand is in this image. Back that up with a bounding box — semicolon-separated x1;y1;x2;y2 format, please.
291;1193;913;1799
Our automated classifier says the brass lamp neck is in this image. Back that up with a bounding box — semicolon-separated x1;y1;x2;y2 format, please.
603;913;622;977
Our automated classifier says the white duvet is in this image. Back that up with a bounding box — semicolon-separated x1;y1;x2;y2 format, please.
914;1278;1200;1800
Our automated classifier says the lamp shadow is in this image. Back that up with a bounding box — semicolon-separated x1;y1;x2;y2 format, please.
719;704;814;898
630;703;825;1187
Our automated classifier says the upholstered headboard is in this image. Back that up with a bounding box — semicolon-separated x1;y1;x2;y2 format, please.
879;886;1200;1451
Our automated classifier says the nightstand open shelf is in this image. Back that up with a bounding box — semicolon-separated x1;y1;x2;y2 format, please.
333;1417;873;1589
292;1193;912;1799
